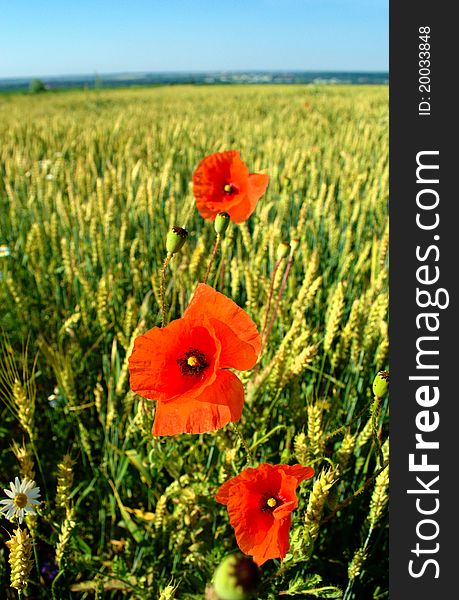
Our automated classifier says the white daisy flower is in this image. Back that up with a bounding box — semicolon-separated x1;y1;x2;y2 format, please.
0;477;41;524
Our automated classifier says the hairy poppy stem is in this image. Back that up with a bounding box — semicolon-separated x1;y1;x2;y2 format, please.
261;254;293;351
371;395;384;468
212;247;226;289
159;253;172;327
203;234;221;285
214;258;225;291
219;260;225;289
230;422;253;465
320;461;389;526
260;257;282;339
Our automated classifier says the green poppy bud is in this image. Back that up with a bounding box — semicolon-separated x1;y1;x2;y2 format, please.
276;241;291;261
213;554;260;600
215;212;231;235
372;370;389;398
166;226;188;255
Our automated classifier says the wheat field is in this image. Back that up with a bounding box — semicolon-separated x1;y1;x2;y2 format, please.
0;84;388;599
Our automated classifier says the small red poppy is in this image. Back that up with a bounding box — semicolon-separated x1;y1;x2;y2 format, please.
216;463;314;566
192;150;269;224
128;284;261;436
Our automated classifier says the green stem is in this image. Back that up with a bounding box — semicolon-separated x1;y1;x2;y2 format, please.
32;535;41;585
204;234;221;285
260;257;282;338
343;578;354;600
261;255;293;352
324;405;369;442
343;527;374;600
316;352;327;392
212;240;227;289
230;423;253;465
29;438;49;503
321;462;388;525
302;363;346;388
159;253;172;327
371;395;384;467
51;568;66;600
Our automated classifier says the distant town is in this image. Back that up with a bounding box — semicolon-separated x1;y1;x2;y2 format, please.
0;70;388;91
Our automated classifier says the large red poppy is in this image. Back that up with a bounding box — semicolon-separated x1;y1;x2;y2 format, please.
128;284;260;436
216;463;314;566
192;150;269;224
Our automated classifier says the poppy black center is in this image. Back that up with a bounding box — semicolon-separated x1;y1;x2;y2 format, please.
177;348;209;377
261;493;281;513
223;182;238;195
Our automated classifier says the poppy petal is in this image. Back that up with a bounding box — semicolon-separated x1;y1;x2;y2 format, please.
196;192;247;222
225;173;269;224
192;151;267;223
223;195;253;224
272;467;314;519
226;482;275;551
220;465;284;556
229;153;250;186
128;316;220;402
193;151;248;220
211;318;258;370
184;284;261;358
248;173;269;198
194;150;241;189
228;489;291;566
215;478;234;506
215;465;271;505
216;463;313;565
273;500;297;520
152;369;244;436
250;517;292;565
275;464;315;484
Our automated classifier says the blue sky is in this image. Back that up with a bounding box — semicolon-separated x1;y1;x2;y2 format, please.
0;0;388;78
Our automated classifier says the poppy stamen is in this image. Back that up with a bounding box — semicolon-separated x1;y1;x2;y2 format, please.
223;183;238;195
177;348;209;377
261;493;281;512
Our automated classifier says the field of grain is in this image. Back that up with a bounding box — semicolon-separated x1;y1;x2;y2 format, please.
0;84;388;599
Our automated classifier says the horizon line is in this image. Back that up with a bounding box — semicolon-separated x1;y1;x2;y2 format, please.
0;68;389;82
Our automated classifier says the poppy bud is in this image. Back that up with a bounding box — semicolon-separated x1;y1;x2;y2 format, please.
215;212;231;235
372;370;389;398
166;226;188;255
276;241;291;261
213;554;260;600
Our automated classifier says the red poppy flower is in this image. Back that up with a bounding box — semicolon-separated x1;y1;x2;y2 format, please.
192;150;269;224
216;463;314;566
128;284;261;436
